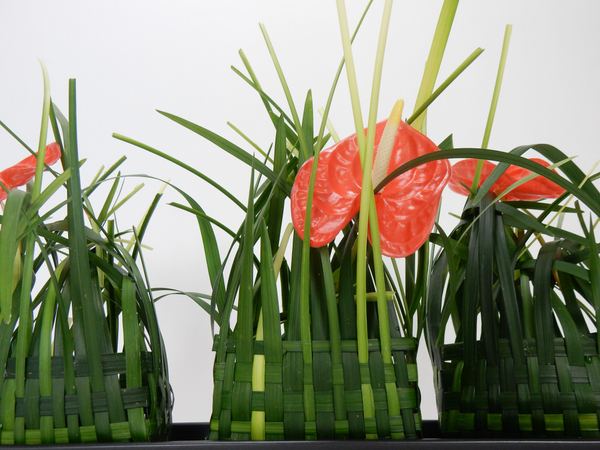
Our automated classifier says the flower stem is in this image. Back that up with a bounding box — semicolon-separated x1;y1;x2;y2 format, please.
406;47;484;125
337;0;395;435
251;311;266;440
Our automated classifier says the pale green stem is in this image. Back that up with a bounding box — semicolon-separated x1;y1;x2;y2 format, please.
251;311;266;440
411;0;459;133
358;0;394;368
336;0;366;162
317;108;341;143
273;223;294;279
338;0;395;434
406;47;484;125
105;183;144;218
336;0;373;426
315;0;373;153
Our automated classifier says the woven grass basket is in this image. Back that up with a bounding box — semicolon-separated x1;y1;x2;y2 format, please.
0;80;172;444
426;191;600;439
208;216;421;440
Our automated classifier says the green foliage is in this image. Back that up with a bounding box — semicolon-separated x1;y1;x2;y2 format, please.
0;77;171;444
426;145;600;437
112;0;492;440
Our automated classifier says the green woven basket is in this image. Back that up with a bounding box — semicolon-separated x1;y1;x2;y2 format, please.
209;230;421;440
426;190;600;438
0;79;172;444
437;337;600;438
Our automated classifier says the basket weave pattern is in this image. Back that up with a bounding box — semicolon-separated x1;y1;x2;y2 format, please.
0;352;167;445
210;336;420;439
437;338;600;438
427;194;600;438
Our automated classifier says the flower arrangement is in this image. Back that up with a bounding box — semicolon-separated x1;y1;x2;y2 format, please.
113;0;600;442
2;0;598;445
426;150;600;438
0;71;172;444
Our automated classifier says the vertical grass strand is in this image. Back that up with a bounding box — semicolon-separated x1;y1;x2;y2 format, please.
411;0;459;133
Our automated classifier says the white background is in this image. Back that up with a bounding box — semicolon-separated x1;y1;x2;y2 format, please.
1;1;599;423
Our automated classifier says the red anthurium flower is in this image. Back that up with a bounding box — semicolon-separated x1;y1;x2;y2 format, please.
290;119;451;258
448;158;565;201
0;143;62;202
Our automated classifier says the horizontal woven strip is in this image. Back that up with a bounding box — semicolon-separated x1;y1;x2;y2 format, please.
441;338;599;361
211;415;422;438
213;336;416;354
0;419;158;445
441;411;600;433
4;352;154;379
211;335;421;439
437;338;600;437
13;386;151;417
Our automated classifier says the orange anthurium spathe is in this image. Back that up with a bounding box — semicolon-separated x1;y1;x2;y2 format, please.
448;158;566;201
0;143;62;202
290;119;451;258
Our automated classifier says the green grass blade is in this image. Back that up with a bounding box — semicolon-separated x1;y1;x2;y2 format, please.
259;24;310;162
0;190;27;323
407;47;484;126
267;115;288;250
533;241;562;365
122;277;146;440
493;214;525;364
411;0;459;132
154;110;284;191
32;59;52;200
168;202;236;238
580;216;600;351
112;132;248;210
481;25;512;149
64;79;112;440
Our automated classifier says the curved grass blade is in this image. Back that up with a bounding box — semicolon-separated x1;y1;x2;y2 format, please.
0;190;27;323
112;133;248;210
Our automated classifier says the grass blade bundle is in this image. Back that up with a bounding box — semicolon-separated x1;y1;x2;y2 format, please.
0;75;172;444
426;155;600;438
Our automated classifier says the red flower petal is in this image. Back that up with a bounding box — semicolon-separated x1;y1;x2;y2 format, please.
447;159;498;196
290;120;450;258
449;157;566;201
290;131;364;247
0;143;62;201
372;120;450;257
497;158;565;200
